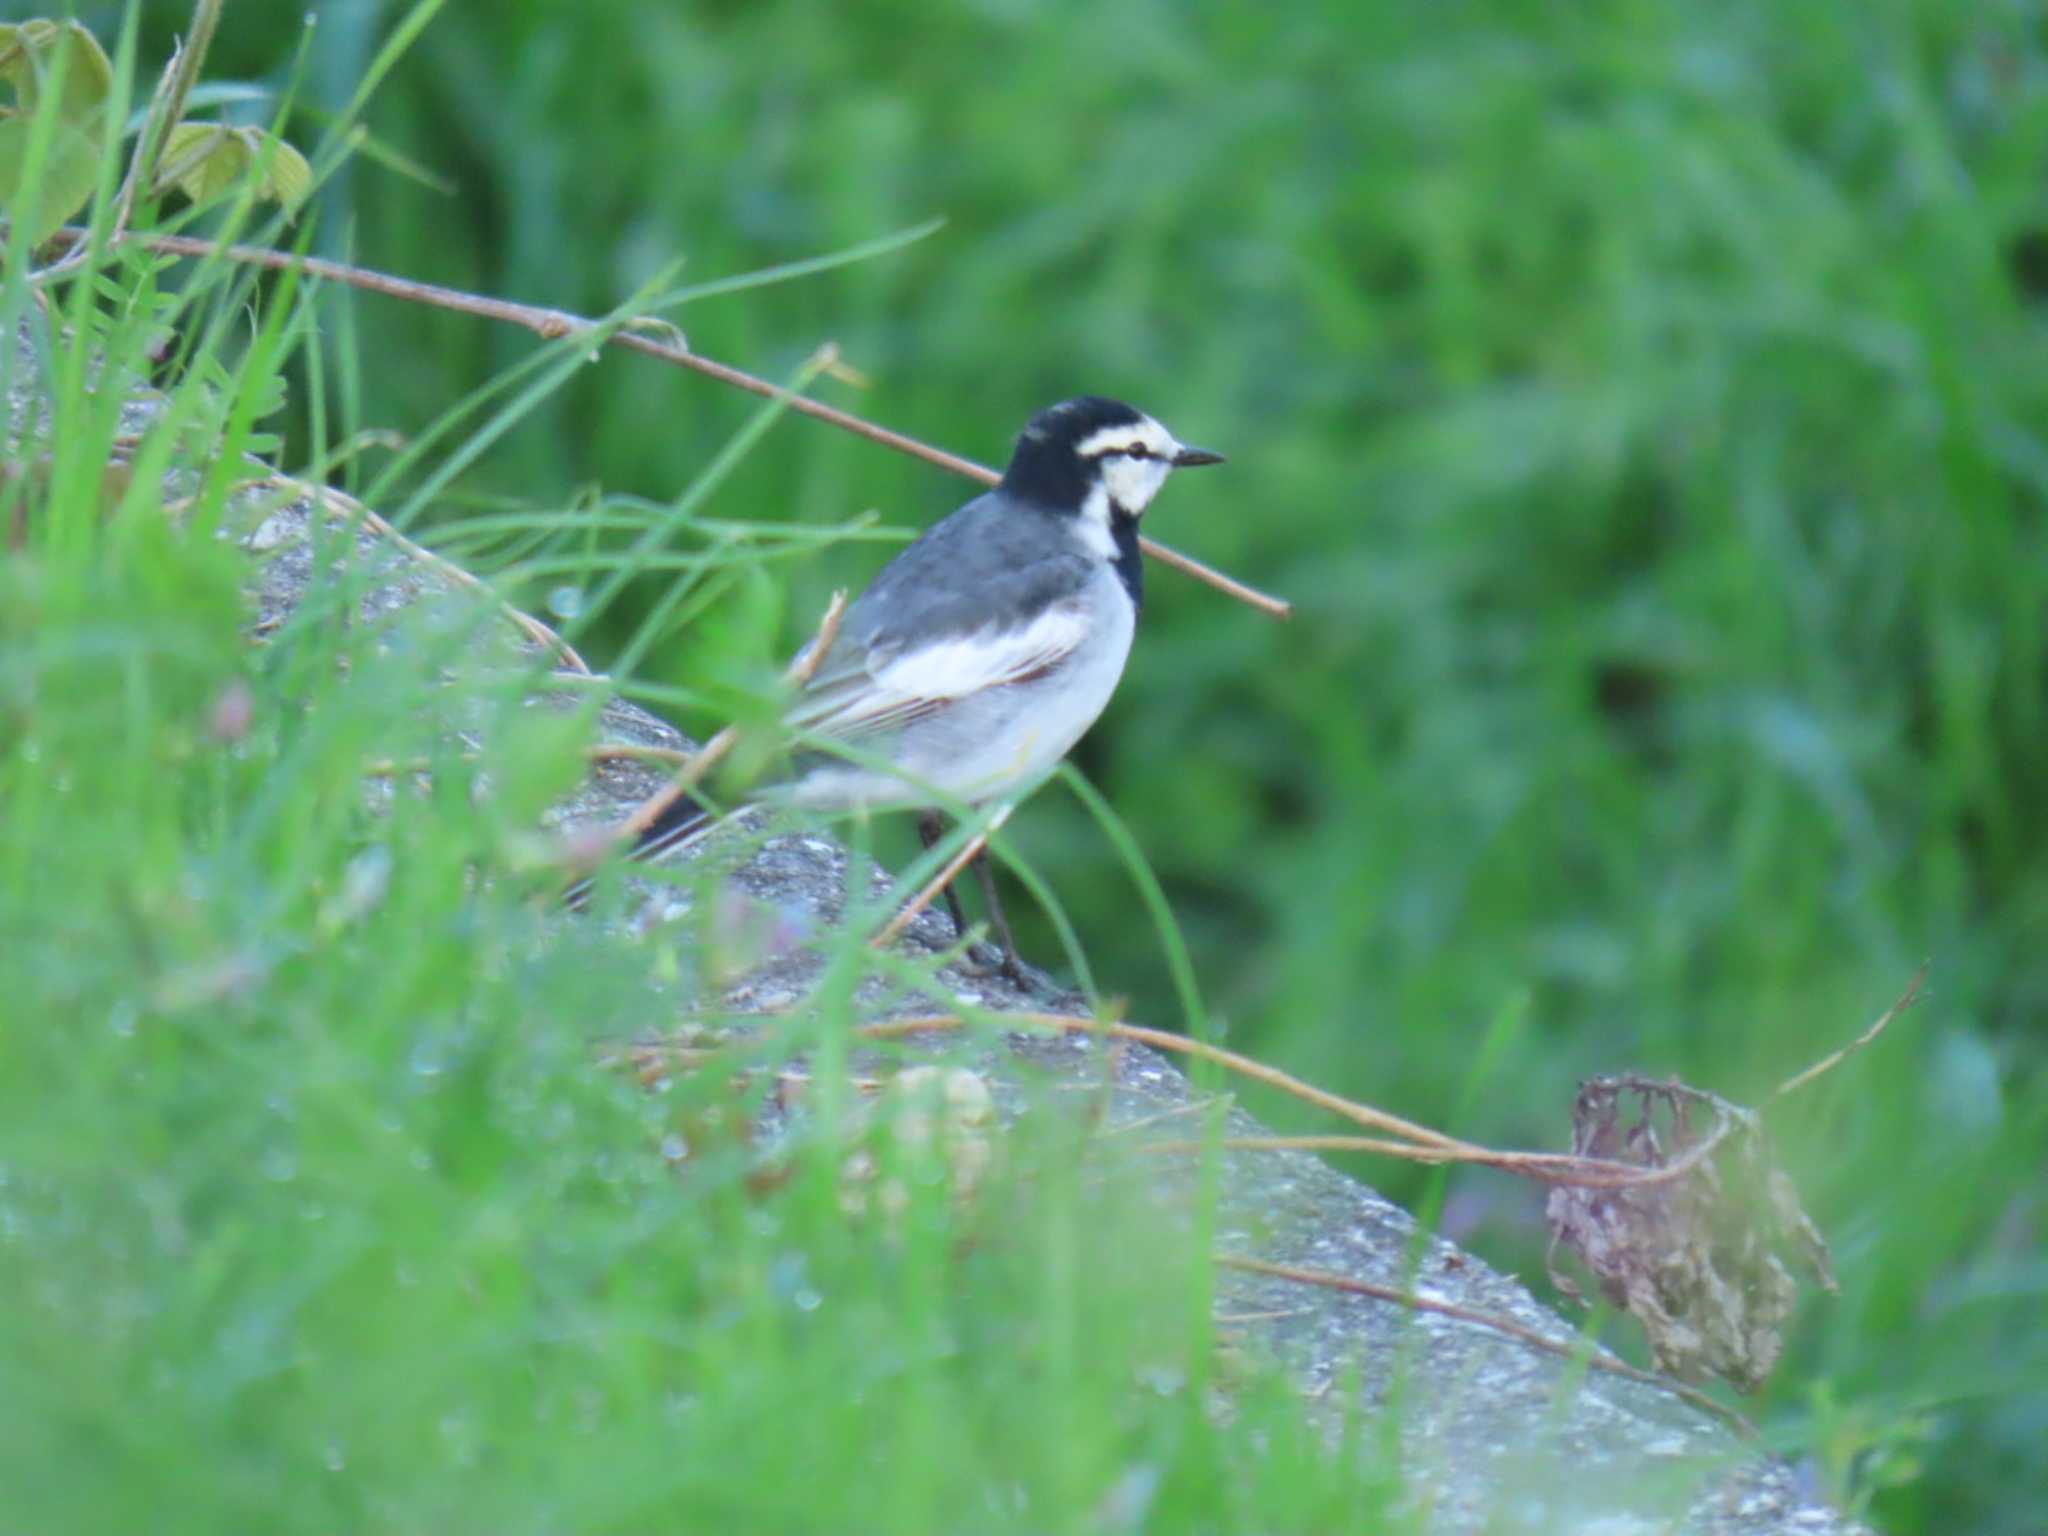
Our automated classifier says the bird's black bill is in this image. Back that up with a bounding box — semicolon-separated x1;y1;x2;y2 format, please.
1172;446;1226;468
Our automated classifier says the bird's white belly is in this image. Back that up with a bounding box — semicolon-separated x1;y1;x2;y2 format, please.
787;573;1135;811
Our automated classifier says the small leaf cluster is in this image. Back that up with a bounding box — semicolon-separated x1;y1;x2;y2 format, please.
0;16;309;250
0;20;111;244
153;120;312;213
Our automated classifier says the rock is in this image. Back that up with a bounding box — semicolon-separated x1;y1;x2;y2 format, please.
11;320;1863;1534
245;489;1858;1535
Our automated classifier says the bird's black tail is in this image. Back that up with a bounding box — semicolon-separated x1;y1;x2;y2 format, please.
561;792;715;909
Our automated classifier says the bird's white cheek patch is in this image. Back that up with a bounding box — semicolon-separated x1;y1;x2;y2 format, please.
1100;455;1171;514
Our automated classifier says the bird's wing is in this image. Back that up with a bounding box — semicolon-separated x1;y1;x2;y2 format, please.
788;596;1090;743
781;491;1099;745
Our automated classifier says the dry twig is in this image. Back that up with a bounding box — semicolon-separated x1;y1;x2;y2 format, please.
1215;1254;1755;1438
840;1013;1739;1191
612;590;848;850
852;1011;1466;1156
41;225;1292;620
870;805;1013;950
1771;966;1926;1103
370;740;695;776
585;741;693;766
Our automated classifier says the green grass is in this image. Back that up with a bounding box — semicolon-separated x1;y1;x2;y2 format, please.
0;41;1415;1526
15;1;2048;1529
0;198;1405;1536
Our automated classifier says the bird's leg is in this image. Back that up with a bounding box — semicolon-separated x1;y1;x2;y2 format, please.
916;811;972;940
970;845;1027;985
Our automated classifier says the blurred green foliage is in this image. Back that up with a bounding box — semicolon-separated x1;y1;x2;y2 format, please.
3;149;1401;1531
66;0;2048;1527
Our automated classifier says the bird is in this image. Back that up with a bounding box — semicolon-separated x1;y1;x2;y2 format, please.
576;395;1224;978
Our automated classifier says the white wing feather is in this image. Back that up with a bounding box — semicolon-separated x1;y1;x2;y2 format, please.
788;601;1088;742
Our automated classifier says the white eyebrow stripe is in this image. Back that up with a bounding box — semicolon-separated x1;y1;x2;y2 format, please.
1074;419;1176;460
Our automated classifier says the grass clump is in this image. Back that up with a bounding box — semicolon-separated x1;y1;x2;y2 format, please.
0;24;1409;1530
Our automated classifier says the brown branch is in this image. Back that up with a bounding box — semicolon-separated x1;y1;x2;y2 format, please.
372;739;695;775
1771;965;1927;1104
612;590;848;849
636;1000;1762;1192
1091;1096;1231;1137
1142;1120;1744;1192
1213;1307;1314;1325
585;741;692;766
1151;1134;1469;1160
620;1006;1754;1433
620;1011;1753;1431
1213;1255;1755;1439
842;1012;1749;1191
42;225;1292;620
871;804;1012;950
851;1012;1472;1158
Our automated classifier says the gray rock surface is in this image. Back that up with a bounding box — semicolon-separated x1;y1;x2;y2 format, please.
10;319;1865;1533
230;485;1863;1536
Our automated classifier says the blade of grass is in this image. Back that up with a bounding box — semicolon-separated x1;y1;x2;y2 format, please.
1057;761;1208;1042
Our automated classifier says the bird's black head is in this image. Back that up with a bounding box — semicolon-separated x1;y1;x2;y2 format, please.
999;396;1223;514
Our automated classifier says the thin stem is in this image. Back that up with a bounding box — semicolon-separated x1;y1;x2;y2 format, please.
840;1012;1748;1189
871;804;1012;950
125;0;222;230
585;742;692;766
39;223;1293;619
610;590;848;848
1143;1122;1743;1191
851;1013;1471;1155
1771;965;1926;1103
1213;1255;1755;1439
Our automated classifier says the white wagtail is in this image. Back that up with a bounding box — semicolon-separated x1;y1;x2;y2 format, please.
583;396;1223;977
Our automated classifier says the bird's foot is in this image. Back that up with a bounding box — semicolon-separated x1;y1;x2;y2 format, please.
956;939;1036;991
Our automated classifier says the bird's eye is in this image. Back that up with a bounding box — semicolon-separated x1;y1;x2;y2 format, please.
1123;445;1151;461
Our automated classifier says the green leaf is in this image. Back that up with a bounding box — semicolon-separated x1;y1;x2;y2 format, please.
262;134;313;209
0;19;114;243
0;20;113;120
0;115;101;247
158;121;314;214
